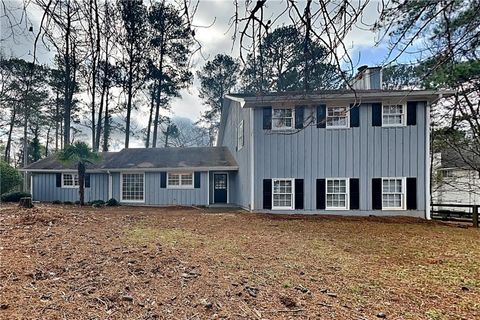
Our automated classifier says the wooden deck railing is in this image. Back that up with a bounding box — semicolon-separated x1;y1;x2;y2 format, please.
431;203;479;228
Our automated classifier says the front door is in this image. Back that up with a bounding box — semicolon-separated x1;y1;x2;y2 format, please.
214;173;228;203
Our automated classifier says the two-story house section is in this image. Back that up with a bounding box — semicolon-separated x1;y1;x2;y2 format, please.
217;66;453;219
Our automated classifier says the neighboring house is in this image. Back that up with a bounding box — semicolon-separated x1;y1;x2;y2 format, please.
23;67;452;218
432;151;480;205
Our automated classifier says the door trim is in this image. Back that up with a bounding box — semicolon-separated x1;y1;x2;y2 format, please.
213;172;229;204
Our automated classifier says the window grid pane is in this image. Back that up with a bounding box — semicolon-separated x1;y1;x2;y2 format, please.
382;178;403;208
272;109;294;129
326;106;348;127
382;105;404;125
272;179;293;208
326;179;348;209
122;173;144;201
63;173;79;187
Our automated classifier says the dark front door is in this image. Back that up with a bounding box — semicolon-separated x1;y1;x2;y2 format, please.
214;173;228;203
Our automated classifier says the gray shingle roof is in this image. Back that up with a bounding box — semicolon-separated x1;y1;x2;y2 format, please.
440;149;480;169
23;147;238;171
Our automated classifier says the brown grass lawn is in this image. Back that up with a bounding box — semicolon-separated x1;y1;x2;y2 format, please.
0;204;479;319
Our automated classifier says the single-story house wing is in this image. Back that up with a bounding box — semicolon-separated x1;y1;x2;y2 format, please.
22;147;239;206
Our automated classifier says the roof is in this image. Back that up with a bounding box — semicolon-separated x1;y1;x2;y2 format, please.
22;147;238;171
440;149;480;170
225;89;456;107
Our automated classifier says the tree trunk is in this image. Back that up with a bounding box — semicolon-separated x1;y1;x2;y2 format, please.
55;90;59;152
102;85;110;151
45;126;51;157
19;197;33;208
78;161;86;205
4;105;16;163
152;49;164;148
63;3;72;147
146;81;156;148
125;47;134;149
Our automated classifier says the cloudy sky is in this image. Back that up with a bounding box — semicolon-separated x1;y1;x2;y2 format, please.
1;0;408;147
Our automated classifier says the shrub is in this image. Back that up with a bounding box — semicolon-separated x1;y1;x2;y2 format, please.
52;200;62;204
106;198;119;206
1;191;31;202
90;200;105;206
63;201;73;205
74;200;80;205
92;203;103;208
0;161;22;194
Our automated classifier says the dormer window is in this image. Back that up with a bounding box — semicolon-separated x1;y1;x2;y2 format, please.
272;108;294;130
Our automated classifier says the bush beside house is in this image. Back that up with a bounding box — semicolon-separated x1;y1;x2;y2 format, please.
0;161;23;195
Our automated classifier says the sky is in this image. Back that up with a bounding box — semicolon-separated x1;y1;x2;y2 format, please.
0;0;408;148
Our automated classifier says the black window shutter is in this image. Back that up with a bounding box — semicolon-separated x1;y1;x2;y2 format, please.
316;179;326;209
372;178;382;210
263;107;272;130
263;179;272;209
294;179;304;209
407;101;418;126
85;173;91;188
349;178;360;210
56;173;62;187
350;104;360;127
406;177;417;210
160;172;167;188
316;104;326;128
194;172;201;188
372;103;382;127
295;106;304;129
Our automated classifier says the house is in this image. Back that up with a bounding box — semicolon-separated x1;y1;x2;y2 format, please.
432;150;480;206
23;67;453;218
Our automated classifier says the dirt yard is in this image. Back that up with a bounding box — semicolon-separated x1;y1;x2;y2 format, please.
0;204;479;319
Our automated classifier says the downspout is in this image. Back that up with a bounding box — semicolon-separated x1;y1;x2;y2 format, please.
30;173;33;201
249;108;255;211
425;101;432;220
108;170;112;200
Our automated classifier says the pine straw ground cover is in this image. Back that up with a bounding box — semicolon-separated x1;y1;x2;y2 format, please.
0;204;479;320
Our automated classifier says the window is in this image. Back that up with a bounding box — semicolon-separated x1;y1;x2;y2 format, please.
237;120;244;150
382;104;405;126
121;173;144;202
167;172;194;188
442;170;454;178
382;178;405;209
62;173;79;188
272;179;294;209
326;179;348;209
272;108;294;130
326;106;349;128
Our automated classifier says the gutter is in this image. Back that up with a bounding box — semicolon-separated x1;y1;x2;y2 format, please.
19;166;240;173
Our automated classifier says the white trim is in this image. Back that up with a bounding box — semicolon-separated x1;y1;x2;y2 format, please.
326;106;350;129
425;101;431;220
166;172;194;189
381;177;406;210
381;103;406;127
249;108;255;211
271;178;295;210
213;172;229;204
61;173;80;188
325;178;349;210
120;172;145;203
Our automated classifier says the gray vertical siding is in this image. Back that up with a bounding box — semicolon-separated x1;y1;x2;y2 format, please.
252;102;427;215
32;172;109;202
218;100;252;209
144;171;208;206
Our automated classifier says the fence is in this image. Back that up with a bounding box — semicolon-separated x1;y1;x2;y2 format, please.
431;203;479;228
